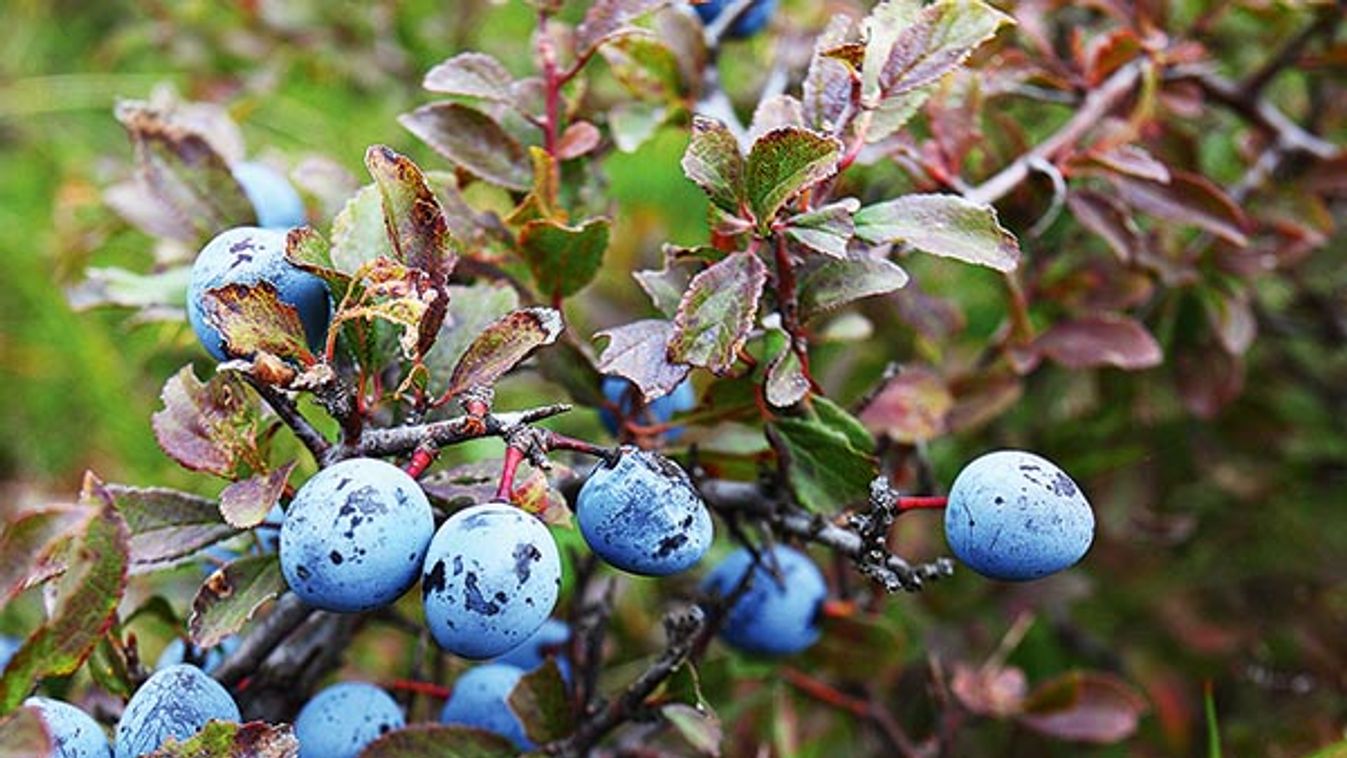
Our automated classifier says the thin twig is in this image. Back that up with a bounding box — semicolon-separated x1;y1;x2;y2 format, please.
212;593;313;687
330;403;572;463
241;375;330;462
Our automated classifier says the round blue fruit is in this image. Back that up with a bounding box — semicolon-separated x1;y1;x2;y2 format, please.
943;450;1094;581
186;226;331;361
114;664;240;758
599;377;695;439
421;502;562;659
293;682;404;758
439;663;533;751
692;0;777;39
702;545;827;656
23;697;111;758
280;458;434;613
493;618;570;677
576;448;712;576
232;161;307;229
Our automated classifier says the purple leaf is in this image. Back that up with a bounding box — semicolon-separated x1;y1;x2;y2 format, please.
151;366;263;478
189;554;286;649
1032;314;1163;371
399;103;532;191
595;319;691;401
1017;671;1148;744
681;116;746;216
218;462;296;529
446;308;564;396
1111;169;1250;246
669;252;767;374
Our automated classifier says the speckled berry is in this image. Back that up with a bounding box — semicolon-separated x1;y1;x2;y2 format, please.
702;545;827;656
186;226;331;361
293;682;404;758
114;664;240;758
421;502;561;659
439;664;533;750
943;450;1094;581
231;161;307;229
599;377;696;439
280;458;434;613
577;448;712;576
23;697;111;758
692;0;777;39
493;618;571;679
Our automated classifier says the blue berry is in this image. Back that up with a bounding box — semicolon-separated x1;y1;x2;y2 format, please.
114;664;240;758
943;450;1094;581
577;448;712;576
280;458;434;613
421;502;562;659
154;636;240;674
702;545;827;656
439;664;533;751
493;618;570;679
293;682;404;758
599;377;696;439
23;697;111;758
692;0;777;39
232;161;307;229
186;226;331;361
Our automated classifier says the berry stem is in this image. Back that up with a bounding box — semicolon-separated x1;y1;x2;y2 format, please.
496;445;526;501
404;442;438;480
897;496;948;511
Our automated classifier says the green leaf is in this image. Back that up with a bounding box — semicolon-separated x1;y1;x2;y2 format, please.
662;703;722;757
399;103;532;191
0;481;129;712
600;33;686;102
1204;683;1222;758
575;0;667;54
145;720;299;758
507;658;573;744
681;116;746;216
423;283;521;394
519;217;611;300
595;319;691;402
669;252;767;374
151;366;264;479
358;725;518;758
66;265;191;315
633;248;708;318
854;194;1020;272
0;706;52;757
765;341;810;408
189;554;286;649
104;484;237;572
285;227;352;302
200;282;315;364
797;256;909;323
423;52;515;101
0;505;86;602
365;145;459;280
866;87;934;143
114;100;255;239
769;397;875;511
331;185;397;275
745;127;841;227
874;0;1012;99
446;308;564;396
218;462;296;529
784;198;859;258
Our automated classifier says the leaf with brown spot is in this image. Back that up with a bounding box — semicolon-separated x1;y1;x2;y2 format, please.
151;366;265;479
200;282;315;364
595;319;691;402
146;720;299;758
0;480;129;712
365;145;458;280
445;308;564;397
0;505;86;603
509;464;573;529
218;462;296;529
189;554;286;649
669;252;767;374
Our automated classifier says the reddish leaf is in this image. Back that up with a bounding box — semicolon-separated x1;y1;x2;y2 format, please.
146;720;299;757
0;481;129;711
595;319;691;402
1202;287;1256;356
556;121;602;160
1086;145;1170;183
858;365;953;444
446;308;564;396
104;484;237;572
1017;671;1148;744
365;145;458;281
190;555;286;649
1175;343;1244;419
873;0;1012;98
798;256;909;323
399;103;531;191
1033;315;1163;371
1066;189;1145;263
359;724;517;757
1083;28;1142;87
219;463;296;529
423;52;514;101
200;282;315;364
951;663;1028;717
509;464;574;529
669;252;767;374
682;117;746;216
0;506;86;602
151;366;263;478
575;0;666;53
1112;170;1250;246
803;15;857;131
946;371;1022;433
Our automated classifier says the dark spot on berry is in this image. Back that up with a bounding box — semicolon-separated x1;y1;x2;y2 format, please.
423;560;447;596
337;477;352;491
513;542;541;584
1049;472;1077;497
653;533;688;558
453;555;463;576
329;551;344;565
295;564;311;580
463;572;501;616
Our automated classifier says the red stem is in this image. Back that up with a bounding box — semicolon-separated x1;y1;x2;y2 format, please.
897;496;948;511
543;431;614;459
384;679;452;700
496;445;526;501
404;443;438;479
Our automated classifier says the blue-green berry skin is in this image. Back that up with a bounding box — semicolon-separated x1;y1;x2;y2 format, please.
599;377;696;439
155;636;240;674
421;502;562;659
280;458;434;613
293;682;404;758
577;448;712;576
23;697;111;758
231;162;307;229
493;618;571;680
944;450;1094;581
702;545;827;656
439;664;533;751
693;0;777;38
186;226;331;361
113;664;240;758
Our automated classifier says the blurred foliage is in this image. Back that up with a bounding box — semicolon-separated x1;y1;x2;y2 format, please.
1;0;1346;756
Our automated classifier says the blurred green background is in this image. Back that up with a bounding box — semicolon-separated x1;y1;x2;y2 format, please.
2;1;1347;756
